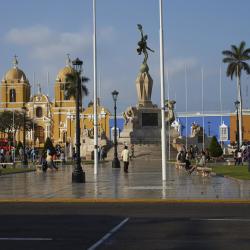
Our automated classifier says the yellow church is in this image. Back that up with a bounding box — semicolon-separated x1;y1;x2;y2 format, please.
0;56;110;157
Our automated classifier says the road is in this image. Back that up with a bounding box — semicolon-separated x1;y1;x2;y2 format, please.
0;201;250;249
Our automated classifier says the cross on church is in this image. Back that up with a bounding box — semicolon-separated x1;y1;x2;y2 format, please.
13;55;18;68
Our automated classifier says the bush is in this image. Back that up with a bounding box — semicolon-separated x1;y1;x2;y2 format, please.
208;136;223;157
43;137;56;155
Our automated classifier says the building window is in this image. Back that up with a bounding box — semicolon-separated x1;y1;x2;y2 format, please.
9;89;16;102
36;107;43;118
219;122;228;142
35;126;45;143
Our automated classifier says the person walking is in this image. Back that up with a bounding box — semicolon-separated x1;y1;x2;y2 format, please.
121;145;130;173
46;153;58;170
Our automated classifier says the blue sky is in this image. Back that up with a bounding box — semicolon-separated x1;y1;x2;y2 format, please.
0;0;250;113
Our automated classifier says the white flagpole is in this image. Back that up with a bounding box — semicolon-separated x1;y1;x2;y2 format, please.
47;72;50;97
202;68;205;151
219;66;223;146
185;65;188;150
32;72;35;161
93;0;98;175
159;0;167;181
12;81;15;162
167;70;171;161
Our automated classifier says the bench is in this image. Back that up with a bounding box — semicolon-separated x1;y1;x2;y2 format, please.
175;162;186;169
196;166;212;177
0;162;15;168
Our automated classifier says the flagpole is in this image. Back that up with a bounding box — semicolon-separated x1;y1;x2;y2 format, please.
219;66;223;146
93;0;99;175
202;68;205;151
159;0;167;181
12;81;15;162
185;64;188;150
32;72;35;161
167;69;171;161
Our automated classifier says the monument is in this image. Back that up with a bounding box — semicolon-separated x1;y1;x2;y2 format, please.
119;24;176;144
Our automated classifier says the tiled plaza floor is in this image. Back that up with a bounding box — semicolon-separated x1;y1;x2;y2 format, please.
0;159;250;199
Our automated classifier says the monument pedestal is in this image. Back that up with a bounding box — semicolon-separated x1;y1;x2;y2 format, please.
119;105;162;144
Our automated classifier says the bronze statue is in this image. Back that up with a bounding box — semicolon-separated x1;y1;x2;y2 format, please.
137;24;154;65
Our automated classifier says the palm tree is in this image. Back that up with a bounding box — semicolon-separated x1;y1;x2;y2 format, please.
64;74;89;102
222;41;250;146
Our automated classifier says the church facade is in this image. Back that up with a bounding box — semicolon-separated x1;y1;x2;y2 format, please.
0;56;110;155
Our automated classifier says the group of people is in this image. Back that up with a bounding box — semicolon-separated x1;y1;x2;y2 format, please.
176;146;207;175
234;144;250;166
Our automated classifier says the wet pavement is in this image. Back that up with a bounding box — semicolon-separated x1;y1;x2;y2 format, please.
0;159;250;199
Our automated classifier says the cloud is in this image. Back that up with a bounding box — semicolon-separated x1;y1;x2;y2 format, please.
5;26;52;45
99;26;115;42
5;26;92;61
166;57;198;76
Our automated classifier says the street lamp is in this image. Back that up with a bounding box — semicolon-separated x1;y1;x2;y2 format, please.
235;100;240;151
22;106;28;166
72;58;85;183
111;90;120;168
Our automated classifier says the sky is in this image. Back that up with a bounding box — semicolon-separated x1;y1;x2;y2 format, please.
0;0;250;114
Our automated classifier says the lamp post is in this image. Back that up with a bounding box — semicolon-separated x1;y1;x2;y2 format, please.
235;100;240;151
72;58;85;183
22;106;28;166
111;90;120;168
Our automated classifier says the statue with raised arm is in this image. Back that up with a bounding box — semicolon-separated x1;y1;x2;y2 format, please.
137;24;154;66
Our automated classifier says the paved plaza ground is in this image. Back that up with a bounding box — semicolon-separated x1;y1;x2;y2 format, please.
0;159;250;200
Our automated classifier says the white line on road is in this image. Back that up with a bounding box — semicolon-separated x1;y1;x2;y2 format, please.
87;217;130;250
0;237;52;241
193;218;250;222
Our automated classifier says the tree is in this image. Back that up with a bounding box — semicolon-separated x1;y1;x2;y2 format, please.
43;137;56;155
0;110;35;139
222;41;250;146
64;74;89;102
208;136;223;158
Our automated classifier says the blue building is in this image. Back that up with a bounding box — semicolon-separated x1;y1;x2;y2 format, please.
176;112;230;145
110;112;231;145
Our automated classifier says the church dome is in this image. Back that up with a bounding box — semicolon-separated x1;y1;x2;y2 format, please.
5;68;27;82
56;55;76;82
3;56;28;83
56;66;75;82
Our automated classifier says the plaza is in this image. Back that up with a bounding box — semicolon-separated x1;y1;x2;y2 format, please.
1;1;250;249
1;159;250;200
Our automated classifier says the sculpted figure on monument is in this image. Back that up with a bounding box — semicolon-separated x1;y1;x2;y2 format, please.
122;106;138;127
191;122;203;137
137;24;154;65
165;99;176;125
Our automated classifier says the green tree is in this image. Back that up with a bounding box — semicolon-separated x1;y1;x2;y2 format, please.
43;137;56;155
0;110;35;139
64;74;89;102
222;41;250;146
208;136;223;158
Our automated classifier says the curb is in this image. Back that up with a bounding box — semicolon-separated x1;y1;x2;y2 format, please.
0;198;250;204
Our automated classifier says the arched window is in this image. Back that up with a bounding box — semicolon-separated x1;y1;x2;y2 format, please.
35;126;45;143
36;107;43;118
9;89;16;102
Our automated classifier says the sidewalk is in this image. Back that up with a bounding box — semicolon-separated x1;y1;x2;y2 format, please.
0;159;250;200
